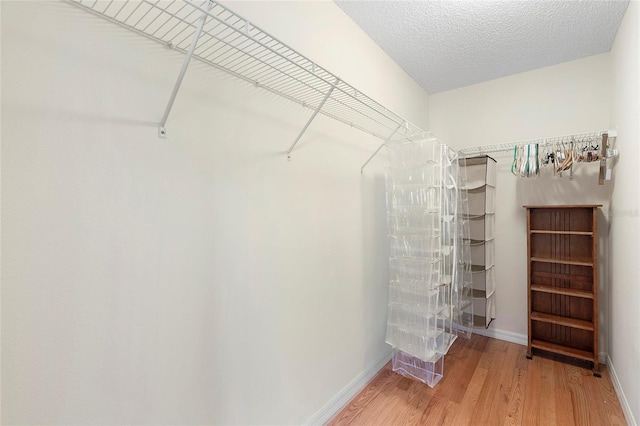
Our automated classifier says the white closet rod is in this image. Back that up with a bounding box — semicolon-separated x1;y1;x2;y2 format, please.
459;130;615;156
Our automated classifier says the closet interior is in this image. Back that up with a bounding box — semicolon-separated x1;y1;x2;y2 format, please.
16;0;632;426
69;0;622;384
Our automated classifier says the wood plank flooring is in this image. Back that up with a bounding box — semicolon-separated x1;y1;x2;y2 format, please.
328;335;627;426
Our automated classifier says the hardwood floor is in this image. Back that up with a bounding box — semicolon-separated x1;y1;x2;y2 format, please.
328;335;627;426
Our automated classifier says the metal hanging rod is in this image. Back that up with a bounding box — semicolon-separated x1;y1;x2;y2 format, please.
68;0;427;156
459;130;615;156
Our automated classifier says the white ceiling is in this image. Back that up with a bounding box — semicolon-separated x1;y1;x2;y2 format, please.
335;0;629;94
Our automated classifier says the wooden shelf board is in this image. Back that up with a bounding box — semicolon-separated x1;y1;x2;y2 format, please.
530;257;593;267
531;339;594;362
532;271;593;282
530;230;593;236
531;311;594;331
530;285;593;299
523;204;602;209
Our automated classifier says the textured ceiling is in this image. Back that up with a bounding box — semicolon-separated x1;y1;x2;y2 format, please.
335;0;629;94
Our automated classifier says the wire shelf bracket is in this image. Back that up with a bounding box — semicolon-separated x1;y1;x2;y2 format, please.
287;77;340;160
159;0;212;138
360;122;405;174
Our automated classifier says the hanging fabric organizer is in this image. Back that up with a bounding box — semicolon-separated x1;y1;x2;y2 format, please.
460;156;497;328
69;0;428;168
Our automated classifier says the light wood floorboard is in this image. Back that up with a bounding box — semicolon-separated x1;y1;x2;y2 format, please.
328;335;627;426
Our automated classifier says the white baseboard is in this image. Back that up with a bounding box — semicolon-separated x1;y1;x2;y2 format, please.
304;348;392;425
476;329;608;364
607;354;638;426
472;327;527;346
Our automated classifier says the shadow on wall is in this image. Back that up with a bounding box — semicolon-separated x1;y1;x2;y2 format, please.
360;169;392;360
515;161;613;212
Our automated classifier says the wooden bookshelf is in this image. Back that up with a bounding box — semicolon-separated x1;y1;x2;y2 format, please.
524;205;601;376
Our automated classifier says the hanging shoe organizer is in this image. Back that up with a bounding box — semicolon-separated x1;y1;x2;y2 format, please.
384;138;473;388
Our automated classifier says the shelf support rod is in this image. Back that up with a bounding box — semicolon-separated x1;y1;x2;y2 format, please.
158;0;212;138
360;122;404;174
287;77;340;159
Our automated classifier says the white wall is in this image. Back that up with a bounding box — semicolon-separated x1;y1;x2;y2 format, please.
609;1;640;424
0;1;429;424
429;54;612;342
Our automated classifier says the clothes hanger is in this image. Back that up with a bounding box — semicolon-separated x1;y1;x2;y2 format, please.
553;139;558;176
528;143;539;176
520;144;529;177
555;138;573;176
542;140;555;166
555;140;565;175
577;138;587;162
569;140;577;179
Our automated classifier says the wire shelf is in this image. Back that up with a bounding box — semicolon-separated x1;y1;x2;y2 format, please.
459;130;610;156
69;0;428;143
